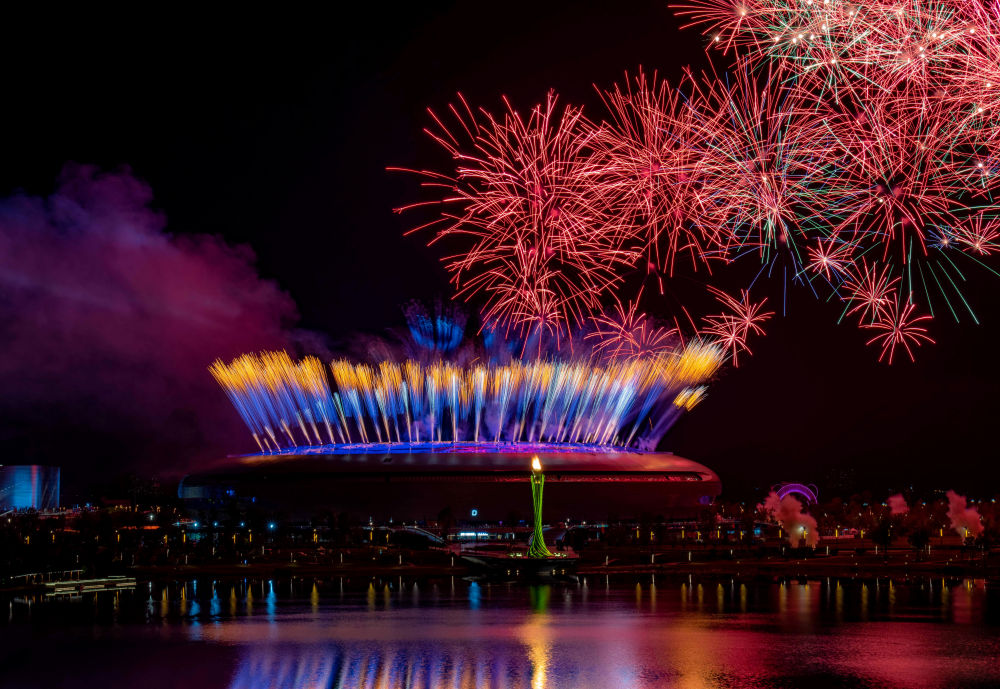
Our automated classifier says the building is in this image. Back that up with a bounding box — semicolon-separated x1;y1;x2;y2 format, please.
179;443;720;523
0;465;61;510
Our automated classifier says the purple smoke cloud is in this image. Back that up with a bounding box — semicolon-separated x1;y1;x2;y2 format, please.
0;165;300;476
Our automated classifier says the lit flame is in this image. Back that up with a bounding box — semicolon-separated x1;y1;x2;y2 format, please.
531;456;542;472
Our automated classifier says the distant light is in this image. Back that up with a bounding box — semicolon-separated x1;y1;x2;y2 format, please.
213;521;218;527
239;521;245;527
471;509;479;517
268;522;277;530
193;522;199;528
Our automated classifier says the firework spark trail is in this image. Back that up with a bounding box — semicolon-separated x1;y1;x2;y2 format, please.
958;210;1000;256
863;294;935;363
393;91;644;346
682;60;845;274
298;356;339;444
587;288;679;363
391;0;1000;363
593;69;716;278
700;287;774;366
660;0;999;355
210;342;723;453
841;260;901;324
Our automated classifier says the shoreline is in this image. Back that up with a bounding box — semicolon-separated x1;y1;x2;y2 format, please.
3;562;993;595
6;548;996;594
125;556;995;582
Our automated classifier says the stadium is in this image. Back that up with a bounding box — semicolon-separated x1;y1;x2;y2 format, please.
179;442;721;523
188;317;726;530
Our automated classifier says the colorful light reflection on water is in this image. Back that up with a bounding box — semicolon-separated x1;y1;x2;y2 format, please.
3;577;1000;688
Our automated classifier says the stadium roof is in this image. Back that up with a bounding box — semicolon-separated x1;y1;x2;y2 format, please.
192;442;718;482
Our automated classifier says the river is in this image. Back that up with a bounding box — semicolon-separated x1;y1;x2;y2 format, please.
2;575;998;688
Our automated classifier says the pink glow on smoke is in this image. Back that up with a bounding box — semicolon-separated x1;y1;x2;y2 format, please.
946;490;984;538
0;165;300;471
888;494;909;515
760;491;819;547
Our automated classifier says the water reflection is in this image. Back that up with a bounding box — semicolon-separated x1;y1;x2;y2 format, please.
521;601;550;689
232;644;535;689
4;577;1000;689
210;578;1000;689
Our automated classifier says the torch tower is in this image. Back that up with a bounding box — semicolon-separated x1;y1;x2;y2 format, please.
528;456;554;558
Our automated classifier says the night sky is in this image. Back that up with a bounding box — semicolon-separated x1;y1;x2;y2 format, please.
1;2;997;499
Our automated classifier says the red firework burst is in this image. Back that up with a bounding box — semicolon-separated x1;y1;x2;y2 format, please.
957;211;1000;256
681;61;833;270
587;289;679;363
393;1;1000;365
669;0;775;55
594;69;716;279
804;93;966;265
806;238;855;282
863;295;935;364
701;286;773;365
841;260;901;323
394;91;643;344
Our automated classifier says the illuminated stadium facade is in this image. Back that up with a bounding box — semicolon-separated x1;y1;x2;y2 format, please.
180;442;720;522
196;315;725;524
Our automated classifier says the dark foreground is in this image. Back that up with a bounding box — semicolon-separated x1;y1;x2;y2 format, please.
2;574;999;688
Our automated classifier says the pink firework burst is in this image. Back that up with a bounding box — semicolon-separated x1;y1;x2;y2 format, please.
681;62;833;270
393;91;643;345
861;1;979;92
806;238;854;282
587;289;679;363
957;211;1000;256
841;260;901;323
594;69;717;279
863;295;935;364
806;93;966;265
701;286;773;365
671;0;878;86
669;0;778;56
